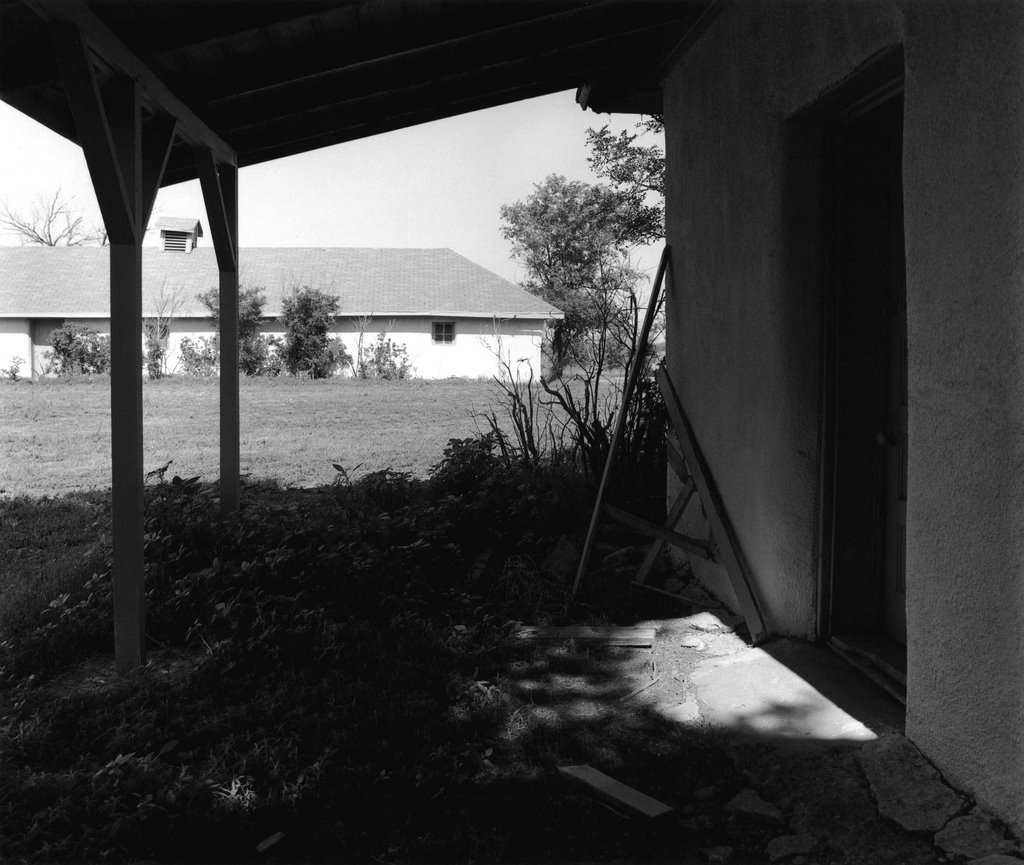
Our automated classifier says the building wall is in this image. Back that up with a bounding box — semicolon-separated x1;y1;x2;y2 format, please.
158;315;546;380
900;0;1024;834
662;0;1023;832
0;319;31;377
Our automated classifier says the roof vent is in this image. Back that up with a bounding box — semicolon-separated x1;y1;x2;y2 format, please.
155;217;203;253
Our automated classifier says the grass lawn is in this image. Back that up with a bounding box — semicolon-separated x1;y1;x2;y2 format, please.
0;375;502;637
0;375;501;497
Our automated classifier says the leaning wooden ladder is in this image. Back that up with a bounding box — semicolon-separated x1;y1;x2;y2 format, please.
571;247;769;645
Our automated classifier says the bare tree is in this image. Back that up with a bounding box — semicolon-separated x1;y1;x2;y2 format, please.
144;281;186;378
0;188;106;246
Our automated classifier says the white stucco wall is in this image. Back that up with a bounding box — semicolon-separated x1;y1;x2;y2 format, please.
663;0;903;638
157;315;547;380
901;1;1024;835
662;0;1023;834
0;319;31;377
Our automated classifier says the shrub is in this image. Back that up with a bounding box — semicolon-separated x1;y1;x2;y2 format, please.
280;287;342;378
358;332;413;380
197;285;285;376
1;356;25;381
46;324;111;375
177;336;218;377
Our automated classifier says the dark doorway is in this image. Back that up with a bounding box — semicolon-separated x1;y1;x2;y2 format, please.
820;89;907;696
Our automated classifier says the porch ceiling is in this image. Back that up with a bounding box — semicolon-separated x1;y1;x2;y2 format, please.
1;0;710;187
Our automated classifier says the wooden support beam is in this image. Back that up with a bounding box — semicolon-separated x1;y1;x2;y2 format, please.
141;115;178;230
26;0;235;167
196;148;240;515
50;25;136;244
633;477;697;586
603;502;712;560
49;24;182;674
656;367;769;644
514;625;656;648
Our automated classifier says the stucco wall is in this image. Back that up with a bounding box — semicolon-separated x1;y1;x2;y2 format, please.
900;1;1024;834
0;319;31;377
662;0;1023;834
158;315;546;380
663;0;903;638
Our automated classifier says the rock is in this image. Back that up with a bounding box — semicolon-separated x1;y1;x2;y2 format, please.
658;696;701;724
767;834;816;861
681;635;707;650
702;846;733;863
541;535;580;582
856;733;966;832
968;856;1024;865
685;610;742;634
725;789;784;824
935;809;1017;859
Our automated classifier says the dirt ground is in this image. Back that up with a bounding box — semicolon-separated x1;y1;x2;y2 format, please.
501;604;949;865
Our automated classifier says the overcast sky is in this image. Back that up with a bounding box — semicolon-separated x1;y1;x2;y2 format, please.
0;91;662;285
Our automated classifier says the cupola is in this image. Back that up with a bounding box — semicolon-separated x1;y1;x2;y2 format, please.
155;216;203;253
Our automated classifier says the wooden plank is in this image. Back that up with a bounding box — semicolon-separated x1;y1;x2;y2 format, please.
656;367;769;644
603;502;712;560
666;436;688;480
572;246;671;596
634;477;697;585
514;626;655;648
559;765;674;820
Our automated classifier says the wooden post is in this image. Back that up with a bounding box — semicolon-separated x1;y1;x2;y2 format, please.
51;24;181;673
196;150;240;515
572;246;671;596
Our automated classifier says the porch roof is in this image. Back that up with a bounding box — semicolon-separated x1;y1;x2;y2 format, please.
1;0;714;186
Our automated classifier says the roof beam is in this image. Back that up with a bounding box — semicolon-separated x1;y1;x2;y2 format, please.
22;0;235;166
205;13;675;130
187;0;687;109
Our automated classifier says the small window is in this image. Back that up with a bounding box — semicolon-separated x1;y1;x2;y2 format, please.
433;321;455;344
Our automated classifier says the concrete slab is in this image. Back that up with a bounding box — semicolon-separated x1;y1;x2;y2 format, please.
690;640;883;744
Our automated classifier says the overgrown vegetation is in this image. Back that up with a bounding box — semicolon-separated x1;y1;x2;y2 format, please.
358;331;414;380
44;323;111;375
197;285;283;377
0;437;724;863
493;115;668;500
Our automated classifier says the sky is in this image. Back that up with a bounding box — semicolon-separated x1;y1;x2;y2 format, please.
0;91;663;285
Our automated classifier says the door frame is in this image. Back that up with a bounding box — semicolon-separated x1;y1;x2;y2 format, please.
808;49;906;642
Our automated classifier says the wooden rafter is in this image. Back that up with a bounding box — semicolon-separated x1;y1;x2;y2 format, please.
50;25;137;244
23;0;235;167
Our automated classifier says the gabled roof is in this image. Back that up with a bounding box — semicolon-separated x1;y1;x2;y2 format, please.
154;217;204;236
0;246;562;320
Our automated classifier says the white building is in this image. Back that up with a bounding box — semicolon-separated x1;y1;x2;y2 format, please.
0;224;561;380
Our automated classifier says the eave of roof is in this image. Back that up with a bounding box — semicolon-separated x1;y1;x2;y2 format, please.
0;245;564;320
0;0;711;185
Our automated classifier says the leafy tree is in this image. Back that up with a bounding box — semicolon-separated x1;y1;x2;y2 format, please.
499;174;642;373
197;285;274;376
585;116;665;244
280;287;343;378
0;188;106;246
